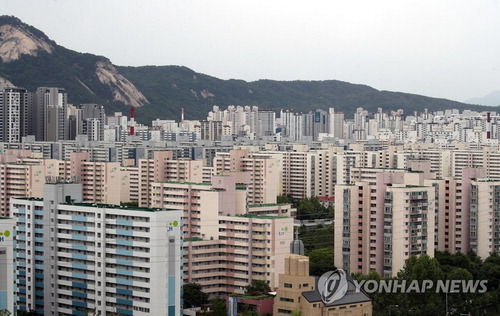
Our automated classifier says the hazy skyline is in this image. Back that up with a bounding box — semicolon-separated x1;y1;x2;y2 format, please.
2;0;500;103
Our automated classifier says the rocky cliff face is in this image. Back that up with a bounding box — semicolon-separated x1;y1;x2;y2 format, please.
0;75;14;89
0;24;53;62
0;15;148;109
95;60;149;107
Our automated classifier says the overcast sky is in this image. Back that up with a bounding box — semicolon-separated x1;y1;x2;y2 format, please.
3;0;500;102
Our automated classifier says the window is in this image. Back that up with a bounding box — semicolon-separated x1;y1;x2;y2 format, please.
284;283;292;288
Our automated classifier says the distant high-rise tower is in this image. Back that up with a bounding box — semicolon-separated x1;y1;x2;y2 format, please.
0;87;33;143
34;87;68;141
80;103;106;141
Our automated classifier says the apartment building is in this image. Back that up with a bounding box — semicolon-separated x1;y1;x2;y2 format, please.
470;178;500;258
0;161;45;217
212;149;280;204
135;151;204;207
151;174;248;239
70;152;124;205
266;148;316;200
0;217;15;312
0;87;33;143
428;168;485;254
313;147;339;199
184;214;293;297
335;170;435;277
11;182;183;315
150;173;294;296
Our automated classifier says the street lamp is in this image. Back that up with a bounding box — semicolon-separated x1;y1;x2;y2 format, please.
389;305;399;316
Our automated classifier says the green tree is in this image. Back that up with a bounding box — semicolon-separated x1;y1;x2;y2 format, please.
397;255;445;316
446;267;475;315
299;224;333;253
183;283;209;308
307;247;334;276
353;270;404;315
207;297;226;315
245;280;271;295
277;194;294;204
480;252;500;291
296;197;330;220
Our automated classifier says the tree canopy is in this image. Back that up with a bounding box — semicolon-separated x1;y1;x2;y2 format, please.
245;280;271;296
183;283;209;308
354;251;500;315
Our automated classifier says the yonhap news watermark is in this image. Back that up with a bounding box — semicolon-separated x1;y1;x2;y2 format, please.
355;278;488;294
318;269;488;305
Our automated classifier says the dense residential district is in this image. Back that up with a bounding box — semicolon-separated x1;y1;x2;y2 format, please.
0;85;499;316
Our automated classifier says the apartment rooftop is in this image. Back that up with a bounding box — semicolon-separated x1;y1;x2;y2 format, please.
69;202;177;213
248;203;290;208
235;214;288;220
159;181;212;186
17;198;177;212
184;237;204;242
15;197;44;201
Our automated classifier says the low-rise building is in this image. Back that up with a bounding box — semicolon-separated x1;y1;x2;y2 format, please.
274;255;372;315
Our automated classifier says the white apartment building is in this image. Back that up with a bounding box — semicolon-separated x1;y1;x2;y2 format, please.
11;182;183;316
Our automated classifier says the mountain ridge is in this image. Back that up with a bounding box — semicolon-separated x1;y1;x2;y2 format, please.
0;15;497;124
467;90;500;107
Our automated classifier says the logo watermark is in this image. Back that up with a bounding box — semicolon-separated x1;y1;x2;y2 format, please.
0;229;10;242
318;269;489;304
318;269;349;304
356;279;488;294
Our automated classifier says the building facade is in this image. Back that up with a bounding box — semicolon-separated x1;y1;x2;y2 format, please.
11;182;183;315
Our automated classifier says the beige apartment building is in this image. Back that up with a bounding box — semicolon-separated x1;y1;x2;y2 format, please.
184;214;293;297
150;174;249;238
428;168;486;254
135;151;204;207
335;169;435;277
470;178;500;258
0;162;45;217
212;149;280;205
265;148;316;200
150;173;294;296
0;151;126;215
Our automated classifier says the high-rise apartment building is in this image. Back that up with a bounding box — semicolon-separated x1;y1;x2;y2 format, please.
267;148;316;200
0;161;45;217
199;120;222;141
80;104;106;141
184;213;293;297
212;149;280;205
150;174;294;296
34;87;68;141
11;182;183;315
256;110;276;139
335;170;435;277
469;178;500;258
0;87;33;143
136;151;204;207
0;217;16;312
